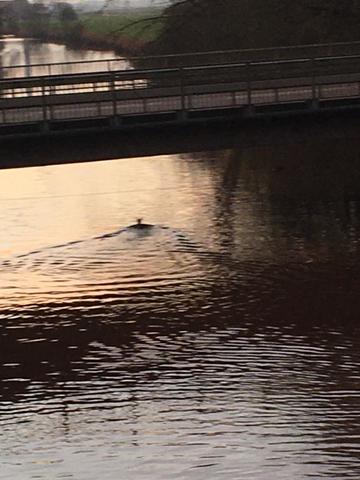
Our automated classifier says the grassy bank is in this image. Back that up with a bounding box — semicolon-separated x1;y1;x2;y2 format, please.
79;12;163;53
81;10;163;43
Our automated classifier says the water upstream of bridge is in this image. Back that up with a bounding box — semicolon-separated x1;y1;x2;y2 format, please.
0;36;122;76
1;132;360;480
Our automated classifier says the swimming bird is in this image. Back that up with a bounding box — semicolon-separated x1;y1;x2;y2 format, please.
128;218;154;230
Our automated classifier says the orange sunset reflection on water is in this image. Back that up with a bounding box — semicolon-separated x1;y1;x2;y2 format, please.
1;143;360;480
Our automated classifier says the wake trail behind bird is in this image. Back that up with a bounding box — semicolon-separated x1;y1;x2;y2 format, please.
0;224;226;270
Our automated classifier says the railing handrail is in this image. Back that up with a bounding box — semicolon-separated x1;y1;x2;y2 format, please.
0;67;182;87
126;39;360;64
0;57;128;72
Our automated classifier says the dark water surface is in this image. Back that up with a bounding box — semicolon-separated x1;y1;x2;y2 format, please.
1;139;360;479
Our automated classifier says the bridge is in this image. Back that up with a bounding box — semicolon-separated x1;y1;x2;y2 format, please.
2;42;360;139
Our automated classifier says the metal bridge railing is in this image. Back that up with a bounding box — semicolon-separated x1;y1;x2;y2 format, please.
1;53;360;130
2;54;360;98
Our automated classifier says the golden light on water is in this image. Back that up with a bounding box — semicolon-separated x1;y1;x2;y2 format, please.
0;155;217;256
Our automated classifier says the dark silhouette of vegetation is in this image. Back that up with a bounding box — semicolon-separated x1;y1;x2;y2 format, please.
146;0;360;54
1;0;77;38
55;2;79;24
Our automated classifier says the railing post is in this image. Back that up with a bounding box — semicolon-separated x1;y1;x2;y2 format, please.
246;62;252;106
311;57;320;110
311;56;317;101
180;67;186;112
41;79;49;131
177;67;187;121
48;77;54;120
48;93;53;122
274;87;279;104
232;90;236;106
93;81;102;116
111;72;117;120
41;80;46;121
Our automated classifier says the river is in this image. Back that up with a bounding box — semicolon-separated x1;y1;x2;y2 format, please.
1;39;360;480
0;36;126;77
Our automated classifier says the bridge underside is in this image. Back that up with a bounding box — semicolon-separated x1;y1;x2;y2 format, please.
1;109;360;170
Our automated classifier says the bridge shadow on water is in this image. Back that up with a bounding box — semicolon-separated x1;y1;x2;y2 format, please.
2;111;360;169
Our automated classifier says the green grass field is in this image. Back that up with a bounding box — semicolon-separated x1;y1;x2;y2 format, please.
80;10;164;42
